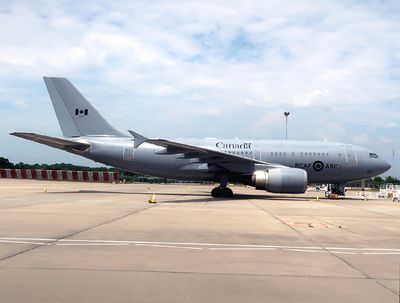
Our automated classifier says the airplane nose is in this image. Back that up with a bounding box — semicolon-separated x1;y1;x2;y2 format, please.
382;160;391;172
378;159;391;174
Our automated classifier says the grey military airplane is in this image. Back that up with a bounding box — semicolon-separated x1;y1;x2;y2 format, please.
11;77;391;197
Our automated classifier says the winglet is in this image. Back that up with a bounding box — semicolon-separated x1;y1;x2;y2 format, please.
128;130;148;148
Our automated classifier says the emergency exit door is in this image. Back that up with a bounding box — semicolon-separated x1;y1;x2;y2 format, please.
253;150;261;161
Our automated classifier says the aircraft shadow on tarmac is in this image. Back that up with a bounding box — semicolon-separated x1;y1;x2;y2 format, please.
47;190;210;197
47;190;318;202
188;194;317;203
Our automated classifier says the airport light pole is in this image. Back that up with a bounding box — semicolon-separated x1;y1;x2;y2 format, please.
284;112;290;140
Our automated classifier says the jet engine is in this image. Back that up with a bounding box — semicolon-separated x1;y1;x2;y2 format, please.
249;168;307;193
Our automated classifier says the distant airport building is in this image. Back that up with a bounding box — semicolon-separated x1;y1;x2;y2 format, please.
0;169;119;183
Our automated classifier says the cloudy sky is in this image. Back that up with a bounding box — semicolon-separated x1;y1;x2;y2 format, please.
1;0;399;176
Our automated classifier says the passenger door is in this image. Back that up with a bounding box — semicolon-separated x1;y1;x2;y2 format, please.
123;144;134;160
343;146;357;166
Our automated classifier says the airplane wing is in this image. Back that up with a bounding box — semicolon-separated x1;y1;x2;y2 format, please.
143;139;283;173
10;132;90;153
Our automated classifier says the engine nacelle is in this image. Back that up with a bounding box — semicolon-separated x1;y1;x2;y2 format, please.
251;168;307;193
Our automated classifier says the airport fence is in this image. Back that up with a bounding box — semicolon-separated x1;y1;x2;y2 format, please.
0;169;119;183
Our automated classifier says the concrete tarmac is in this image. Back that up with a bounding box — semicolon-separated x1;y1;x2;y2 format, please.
0;179;399;302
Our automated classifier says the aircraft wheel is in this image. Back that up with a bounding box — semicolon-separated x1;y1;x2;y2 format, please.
211;187;222;198
223;187;233;197
211;187;233;198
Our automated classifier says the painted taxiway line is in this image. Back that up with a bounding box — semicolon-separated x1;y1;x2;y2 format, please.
209;247;277;251
0;237;58;241
362;252;400;255
0;187;46;189
0;237;399;255
326;247;400;251
55;243;130;246
284;249;325;253
0;238;322;250
0;240;46;245
135;243;202;250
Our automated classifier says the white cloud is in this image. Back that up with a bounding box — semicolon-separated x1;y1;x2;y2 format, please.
384;122;399;129
352;133;373;145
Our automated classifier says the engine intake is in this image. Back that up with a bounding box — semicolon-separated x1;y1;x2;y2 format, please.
251;168;307;193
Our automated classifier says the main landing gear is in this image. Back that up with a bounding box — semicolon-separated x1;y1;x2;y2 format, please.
211;186;233;198
211;175;234;198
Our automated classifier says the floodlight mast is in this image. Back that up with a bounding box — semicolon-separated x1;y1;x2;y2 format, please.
284;112;290;140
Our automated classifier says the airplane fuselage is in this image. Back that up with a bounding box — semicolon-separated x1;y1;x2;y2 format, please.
77;137;389;184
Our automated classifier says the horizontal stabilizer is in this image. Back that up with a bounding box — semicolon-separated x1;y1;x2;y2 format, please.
10;132;90;153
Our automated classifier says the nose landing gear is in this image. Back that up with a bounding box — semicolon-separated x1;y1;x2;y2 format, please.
325;183;346;197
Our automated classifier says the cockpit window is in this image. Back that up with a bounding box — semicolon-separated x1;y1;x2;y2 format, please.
369;152;379;158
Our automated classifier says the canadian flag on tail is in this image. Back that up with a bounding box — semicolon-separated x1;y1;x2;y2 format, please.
75;108;88;116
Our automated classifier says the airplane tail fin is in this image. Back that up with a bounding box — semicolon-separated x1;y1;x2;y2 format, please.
43;77;125;137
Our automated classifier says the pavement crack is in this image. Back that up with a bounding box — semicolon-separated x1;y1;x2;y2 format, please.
0;205;155;264
309;216;357;234
2;266;397;281
248;199;399;297
247;200;304;237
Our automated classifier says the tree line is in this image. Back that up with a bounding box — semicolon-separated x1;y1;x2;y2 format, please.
0;157;174;183
0;157;210;184
347;176;400;189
